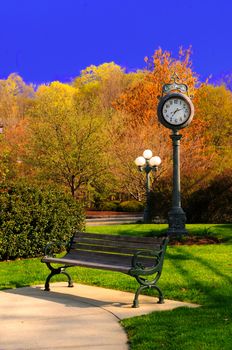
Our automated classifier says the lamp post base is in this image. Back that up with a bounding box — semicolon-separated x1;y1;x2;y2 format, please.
167;207;188;236
143;206;152;224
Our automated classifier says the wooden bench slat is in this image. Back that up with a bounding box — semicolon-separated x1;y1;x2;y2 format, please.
73;232;164;244
68;249;155;263
41;256;130;273
70;243;160;255
42;252;156;271
68;251;132;265
71;240;162;252
72;243;136;255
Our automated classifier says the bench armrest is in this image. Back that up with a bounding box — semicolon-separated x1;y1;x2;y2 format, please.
130;249;162;276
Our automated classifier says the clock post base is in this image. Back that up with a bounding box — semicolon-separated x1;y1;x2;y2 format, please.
167;207;188;237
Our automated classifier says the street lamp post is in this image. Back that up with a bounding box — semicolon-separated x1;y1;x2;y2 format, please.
135;149;161;223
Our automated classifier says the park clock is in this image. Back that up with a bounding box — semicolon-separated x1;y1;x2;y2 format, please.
156;74;195;236
157;92;194;130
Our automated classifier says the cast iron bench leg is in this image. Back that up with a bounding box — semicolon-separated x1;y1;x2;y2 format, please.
132;285;147;308
44;263;73;291
132;282;164;308
60;269;74;288
152;285;164;304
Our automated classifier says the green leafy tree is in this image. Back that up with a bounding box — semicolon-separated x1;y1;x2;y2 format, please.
27;81;109;197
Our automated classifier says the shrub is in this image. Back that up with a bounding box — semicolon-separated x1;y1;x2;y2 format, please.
98;201;120;211
0;183;85;261
118;200;144;212
185;170;232;223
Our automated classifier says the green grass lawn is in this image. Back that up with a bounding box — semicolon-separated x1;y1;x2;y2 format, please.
87;223;232;242
0;223;231;349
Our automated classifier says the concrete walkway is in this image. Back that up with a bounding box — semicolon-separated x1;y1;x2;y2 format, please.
0;282;198;350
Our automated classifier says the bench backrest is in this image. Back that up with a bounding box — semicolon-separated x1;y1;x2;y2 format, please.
70;232;165;254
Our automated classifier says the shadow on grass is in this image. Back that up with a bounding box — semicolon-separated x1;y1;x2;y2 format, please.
166;247;232;306
90;223;232;242
186;224;232;243
106;223;168;237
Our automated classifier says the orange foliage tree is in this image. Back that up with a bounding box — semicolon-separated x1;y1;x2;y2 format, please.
0;118;32;183
111;48;214;200
0;74;34;183
113;47;197;126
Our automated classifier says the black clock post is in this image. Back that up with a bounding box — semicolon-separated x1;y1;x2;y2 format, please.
167;129;187;236
157;74;194;236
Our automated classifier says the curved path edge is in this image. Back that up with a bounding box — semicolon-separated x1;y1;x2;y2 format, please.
0;283;199;350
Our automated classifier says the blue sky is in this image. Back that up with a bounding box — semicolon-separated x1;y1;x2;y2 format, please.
0;0;231;84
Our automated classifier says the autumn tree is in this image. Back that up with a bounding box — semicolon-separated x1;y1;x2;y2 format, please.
0;131;10;182
27;81;109;198
107;110;168;202
0;73;34;127
0;118;31;183
110;49;231;209
113;47;197;126
110;48;211;201
194;84;232;173
73;62;141;115
0;74;34;183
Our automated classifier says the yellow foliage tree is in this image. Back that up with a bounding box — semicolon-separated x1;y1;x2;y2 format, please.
73;62;141;113
194;84;232;172
27;81;109;197
0;73;34;127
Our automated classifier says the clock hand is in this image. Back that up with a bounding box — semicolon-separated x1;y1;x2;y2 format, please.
172;108;183;116
171;109;179;116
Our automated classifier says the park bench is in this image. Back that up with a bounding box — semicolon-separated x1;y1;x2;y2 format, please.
41;231;169;308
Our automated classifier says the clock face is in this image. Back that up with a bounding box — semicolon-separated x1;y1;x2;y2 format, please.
162;97;190;126
157;92;194;130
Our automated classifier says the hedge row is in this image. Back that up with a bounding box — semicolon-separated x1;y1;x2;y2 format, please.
185;170;232;223
0;183;85;261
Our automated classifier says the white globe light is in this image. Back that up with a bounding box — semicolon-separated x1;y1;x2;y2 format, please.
149;156;161;167
143;149;153;160
135;156;146;167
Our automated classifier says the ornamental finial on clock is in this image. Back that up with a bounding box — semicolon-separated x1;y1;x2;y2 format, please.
170;72;180;83
162;73;188;96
